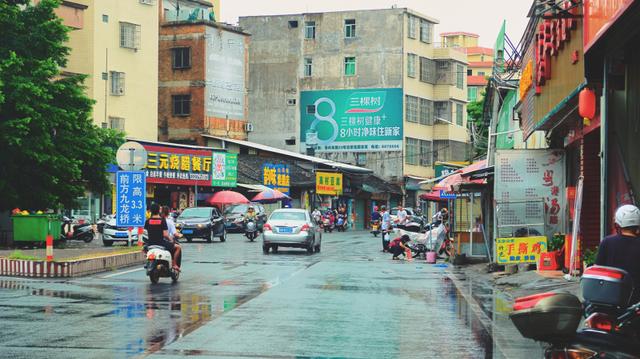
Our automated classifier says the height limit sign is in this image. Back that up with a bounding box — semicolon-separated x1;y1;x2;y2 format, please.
116;171;146;227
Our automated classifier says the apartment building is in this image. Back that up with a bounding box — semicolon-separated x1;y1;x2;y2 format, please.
240;8;470;204
158;0;250;145
56;0;159;140
440;32;494;102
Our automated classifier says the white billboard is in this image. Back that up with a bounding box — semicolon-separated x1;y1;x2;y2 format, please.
205;27;245;120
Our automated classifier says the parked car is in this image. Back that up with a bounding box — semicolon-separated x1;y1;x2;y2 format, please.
102;215;147;247
224;203;267;233
175;207;226;242
262;208;321;254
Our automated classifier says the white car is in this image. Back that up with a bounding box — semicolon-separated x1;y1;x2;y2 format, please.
262;209;321;254
102;216;147;246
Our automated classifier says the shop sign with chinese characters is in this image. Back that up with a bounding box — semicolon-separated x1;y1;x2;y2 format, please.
495;150;566;238
496;236;548;264
316;172;343;196
262;163;290;195
211;152;238;188
116;171;146;227
142;145;213;186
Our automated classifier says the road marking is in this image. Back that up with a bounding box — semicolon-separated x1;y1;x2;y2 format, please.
100;267;144;278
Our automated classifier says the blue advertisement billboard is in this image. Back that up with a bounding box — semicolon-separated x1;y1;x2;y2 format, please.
300;88;403;152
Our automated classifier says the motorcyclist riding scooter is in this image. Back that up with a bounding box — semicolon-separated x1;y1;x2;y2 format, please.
243;205;259;241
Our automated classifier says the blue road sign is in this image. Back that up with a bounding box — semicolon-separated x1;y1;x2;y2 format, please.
439;190;457;199
116;171;146;227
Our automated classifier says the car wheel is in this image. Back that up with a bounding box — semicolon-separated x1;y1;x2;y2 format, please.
272;245;278;253
262;245;269;254
307;244;314;254
315;244;321;253
103;240;113;247
186;237;192;242
219;228;226;242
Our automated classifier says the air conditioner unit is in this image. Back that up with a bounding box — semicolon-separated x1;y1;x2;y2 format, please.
245;123;254;132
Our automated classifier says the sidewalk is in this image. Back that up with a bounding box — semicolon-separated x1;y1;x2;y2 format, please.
447;263;580;358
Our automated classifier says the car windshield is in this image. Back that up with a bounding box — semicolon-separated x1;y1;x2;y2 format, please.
179;208;211;218
269;211;306;221
224;204;249;215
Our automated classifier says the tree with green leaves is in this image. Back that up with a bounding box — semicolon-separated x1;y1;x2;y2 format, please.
467;95;487;158
0;0;124;211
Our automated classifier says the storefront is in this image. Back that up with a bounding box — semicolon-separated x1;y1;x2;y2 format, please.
582;0;640;236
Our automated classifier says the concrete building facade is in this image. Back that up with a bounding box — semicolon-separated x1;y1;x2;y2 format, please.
440;32;494;102
240;8;470;202
159;0;250;145
56;0;159;141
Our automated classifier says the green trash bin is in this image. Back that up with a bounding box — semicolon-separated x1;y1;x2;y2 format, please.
11;215;61;243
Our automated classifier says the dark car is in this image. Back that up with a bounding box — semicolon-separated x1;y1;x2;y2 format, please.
224;203;267;233
175;207;226;242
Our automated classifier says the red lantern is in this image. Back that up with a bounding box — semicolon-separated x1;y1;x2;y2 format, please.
579;87;597;120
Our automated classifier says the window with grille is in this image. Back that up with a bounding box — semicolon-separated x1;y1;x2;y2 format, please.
304;21;316;39
456;103;464;126
120;22;141;49
172;94;191;116
419;57;436;84
420;19;432;43
407;53;416;78
420;140;432;167
110;71;125;95
344;57;356;76
304;58;313;77
109;117;125;131
457;64;465;89
407;15;416;39
435;101;451;122
468;87;478;102
405;95;418;123
172;47;191;69
344;19;356;38
419;98;433;125
436;60;452;84
405;137;419;165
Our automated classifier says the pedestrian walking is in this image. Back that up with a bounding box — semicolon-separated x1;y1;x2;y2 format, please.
380;206;391;252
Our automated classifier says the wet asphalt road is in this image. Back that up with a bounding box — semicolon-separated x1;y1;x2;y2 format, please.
0;230;543;358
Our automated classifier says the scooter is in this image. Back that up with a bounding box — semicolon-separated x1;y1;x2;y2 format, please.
144;245;179;284
61;216;94;243
336;214;347;232
244;218;258;241
371;220;380;237
510;265;640;358
322;215;334;233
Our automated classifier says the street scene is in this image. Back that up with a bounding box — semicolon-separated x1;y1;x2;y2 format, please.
2;0;640;358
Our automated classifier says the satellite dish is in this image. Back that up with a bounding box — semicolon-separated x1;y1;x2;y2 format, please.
116;141;148;171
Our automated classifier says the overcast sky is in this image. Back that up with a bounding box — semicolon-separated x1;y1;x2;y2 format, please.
220;1;532;48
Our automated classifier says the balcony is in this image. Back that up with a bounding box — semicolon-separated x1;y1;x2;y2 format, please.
164;8;213;23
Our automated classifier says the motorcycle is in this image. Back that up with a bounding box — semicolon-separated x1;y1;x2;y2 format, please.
403;215;425;233
61;216;94;243
371;220;380;237
244;217;258;241
322;215;334;233
336;214;347;232
144;245;180;284
510;265;640;358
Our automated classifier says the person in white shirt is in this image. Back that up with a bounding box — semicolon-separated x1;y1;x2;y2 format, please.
396;205;408;228
162;205;180;240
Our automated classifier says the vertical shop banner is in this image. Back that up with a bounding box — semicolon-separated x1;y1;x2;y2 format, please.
300;88;403;153
116;171;146;227
496;236;548;264
262;163;290;195
315;172;343;195
495;150;566;239
142;145;213;186
211;152;238;187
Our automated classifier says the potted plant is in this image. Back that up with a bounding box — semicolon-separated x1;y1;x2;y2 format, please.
539;233;565;270
583;248;598;269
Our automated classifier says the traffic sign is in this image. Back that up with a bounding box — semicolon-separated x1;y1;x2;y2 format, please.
116;171;146;227
116;141;148;171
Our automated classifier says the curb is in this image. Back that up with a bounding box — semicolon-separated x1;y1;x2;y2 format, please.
0;251;145;278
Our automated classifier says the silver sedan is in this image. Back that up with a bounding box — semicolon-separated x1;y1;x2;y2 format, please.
262;209;321;254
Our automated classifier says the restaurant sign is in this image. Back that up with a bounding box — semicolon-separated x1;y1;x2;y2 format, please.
211;152;238;188
496;236;548;264
316;172;343;196
142;145;213;186
262;163;290;195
